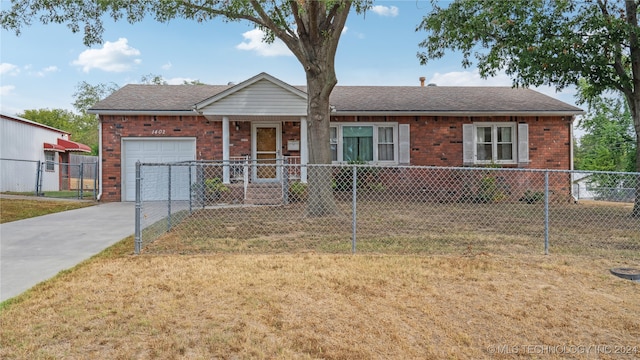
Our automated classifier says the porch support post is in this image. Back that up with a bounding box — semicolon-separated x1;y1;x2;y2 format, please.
300;116;308;183
222;116;230;184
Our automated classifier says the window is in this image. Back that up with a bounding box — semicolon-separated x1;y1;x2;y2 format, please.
330;123;399;163
343;126;373;162
463;122;526;165
330;127;338;162
45;151;55;171
378;126;394;161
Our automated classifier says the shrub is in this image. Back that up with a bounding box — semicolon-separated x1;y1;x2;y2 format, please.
333;161;384;192
519;190;544;204
192;177;229;204
288;181;307;202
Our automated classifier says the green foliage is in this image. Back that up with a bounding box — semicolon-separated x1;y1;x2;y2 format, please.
333;161;384;192
417;0;634;94
476;176;508;203
203;178;229;194
192;178;229;204
288;181;308;202
183;79;205;85
519;190;544;204
140;73;168;85
460;173;509;204
19;108;75;130
73;81;119;114
574;89;636;173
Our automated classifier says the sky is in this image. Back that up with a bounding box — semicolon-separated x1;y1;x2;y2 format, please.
0;1;579;117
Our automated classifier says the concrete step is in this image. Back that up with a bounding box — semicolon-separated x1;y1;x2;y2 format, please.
245;184;283;205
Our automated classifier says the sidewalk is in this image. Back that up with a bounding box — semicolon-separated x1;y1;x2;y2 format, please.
0;201;134;302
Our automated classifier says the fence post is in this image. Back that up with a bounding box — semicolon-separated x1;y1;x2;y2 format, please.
243;156;249;201
282;158;289;205
352;165;357;254
34;160;41;196
93;161;98;200
544;170;550;255
78;163;84;200
167;164;172;232
134;161;142;255
188;164;193;214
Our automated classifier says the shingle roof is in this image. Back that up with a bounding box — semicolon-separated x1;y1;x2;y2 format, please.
90;84;231;112
328;86;582;113
90;83;582;115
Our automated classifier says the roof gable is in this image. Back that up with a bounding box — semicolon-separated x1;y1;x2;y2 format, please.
194;72;308;116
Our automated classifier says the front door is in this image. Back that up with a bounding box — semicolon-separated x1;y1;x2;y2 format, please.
252;123;281;182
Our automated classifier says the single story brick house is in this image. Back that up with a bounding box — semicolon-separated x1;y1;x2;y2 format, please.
89;72;583;202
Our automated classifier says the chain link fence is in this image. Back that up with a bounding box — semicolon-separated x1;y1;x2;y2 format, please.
0;157;98;199
135;161;639;259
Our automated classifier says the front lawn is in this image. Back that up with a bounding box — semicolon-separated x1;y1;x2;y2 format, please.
0;239;638;359
0;198;95;223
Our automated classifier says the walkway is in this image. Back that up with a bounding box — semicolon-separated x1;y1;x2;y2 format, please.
0;200;134;302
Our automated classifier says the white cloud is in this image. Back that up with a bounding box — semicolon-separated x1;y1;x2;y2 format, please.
0;85;16;96
72;38;142;73
162;62;173;71
370;5;399;17
0;63;20;76
236;29;293;57
33;65;59;77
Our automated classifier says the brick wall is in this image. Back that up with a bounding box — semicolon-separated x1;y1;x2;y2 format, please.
100;114;572;201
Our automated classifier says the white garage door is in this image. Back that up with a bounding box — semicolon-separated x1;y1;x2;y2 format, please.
122;138;196;201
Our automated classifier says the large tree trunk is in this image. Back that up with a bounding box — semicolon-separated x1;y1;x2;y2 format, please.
274;0;350;217
304;57;339;216
622;96;640;218
624;0;640;218
244;0;351;216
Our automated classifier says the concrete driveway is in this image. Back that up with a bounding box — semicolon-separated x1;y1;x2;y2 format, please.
0;201;134;302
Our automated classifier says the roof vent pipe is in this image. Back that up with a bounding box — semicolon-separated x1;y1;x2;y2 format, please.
419;77;426;87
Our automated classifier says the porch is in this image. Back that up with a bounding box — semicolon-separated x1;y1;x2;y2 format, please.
217;117;308;185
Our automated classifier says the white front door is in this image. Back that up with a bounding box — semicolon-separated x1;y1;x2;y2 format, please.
252;123;281;182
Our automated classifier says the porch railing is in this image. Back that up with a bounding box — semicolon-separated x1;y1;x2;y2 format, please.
227;156;301;182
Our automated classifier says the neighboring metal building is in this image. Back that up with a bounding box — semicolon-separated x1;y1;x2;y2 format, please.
0;113;90;192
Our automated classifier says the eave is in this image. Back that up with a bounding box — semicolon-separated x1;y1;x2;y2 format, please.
87;110;198;116
332;110;584;118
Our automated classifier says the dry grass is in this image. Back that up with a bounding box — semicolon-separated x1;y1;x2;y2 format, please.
0;198;95;223
142;200;639;259
1;236;638;359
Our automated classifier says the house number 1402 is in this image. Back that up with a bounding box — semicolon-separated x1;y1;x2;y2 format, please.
151;129;166;135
